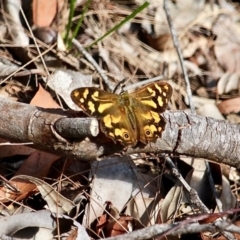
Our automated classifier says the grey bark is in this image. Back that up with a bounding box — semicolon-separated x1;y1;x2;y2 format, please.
0;97;239;168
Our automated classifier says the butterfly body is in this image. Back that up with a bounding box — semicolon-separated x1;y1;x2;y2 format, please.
71;82;172;146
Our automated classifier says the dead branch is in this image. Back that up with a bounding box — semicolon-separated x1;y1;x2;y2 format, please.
0;97;239;167
104;220;240;240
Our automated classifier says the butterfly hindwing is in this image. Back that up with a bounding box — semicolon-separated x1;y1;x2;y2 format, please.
133;103;166;144
100;107;138;146
130;82;172;144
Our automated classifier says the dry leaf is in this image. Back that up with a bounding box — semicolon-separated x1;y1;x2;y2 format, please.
218;98;240;114
12;175;76;214
32;0;64;28
197;103;224;120
217;72;239;95
43;70;92;110
84;157;135;226
30;84;60;108
0;151;59;202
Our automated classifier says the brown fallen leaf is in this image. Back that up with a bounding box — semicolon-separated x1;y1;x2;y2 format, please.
0;151;59;202
32;0;64;28
104;216;135;237
217;97;240;114
30;84;60;108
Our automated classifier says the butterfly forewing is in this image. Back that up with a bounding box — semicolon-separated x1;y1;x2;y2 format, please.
131;82;172;113
71;87;119;118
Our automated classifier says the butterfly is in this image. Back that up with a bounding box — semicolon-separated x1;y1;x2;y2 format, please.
71;81;172;147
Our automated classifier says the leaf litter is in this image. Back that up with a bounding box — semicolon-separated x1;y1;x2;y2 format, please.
0;0;239;239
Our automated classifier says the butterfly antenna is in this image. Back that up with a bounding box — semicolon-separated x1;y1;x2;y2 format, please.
113;78;128;93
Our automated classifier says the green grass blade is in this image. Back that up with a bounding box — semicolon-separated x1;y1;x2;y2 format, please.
69;0;92;48
86;1;150;49
65;0;76;45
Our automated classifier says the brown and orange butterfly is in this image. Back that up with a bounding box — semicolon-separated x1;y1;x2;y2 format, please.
71;81;172;147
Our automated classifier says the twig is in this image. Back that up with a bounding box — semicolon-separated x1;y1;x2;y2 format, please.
72;38;114;91
20;7;50;77
205;163;236;240
165;156;210;213
123;75;167;91
163;0;196;114
163;0;234;239
105;218;240;240
0;43;56;85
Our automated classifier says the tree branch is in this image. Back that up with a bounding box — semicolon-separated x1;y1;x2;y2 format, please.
104;220;240;240
1;97;239;167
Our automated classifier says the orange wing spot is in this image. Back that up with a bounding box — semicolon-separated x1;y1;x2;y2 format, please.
88;101;95;114
155;84;162;93
91;91;99;101
98;103;114;113
111;115;121;124
157;96;164;107
109;132;115;138
83;89;89;99
114;128;122;137
147;87;156;96
73;91;79;97
149;124;157;132
141;100;157;108
150;111;160;123
140;112;151;120
164;85;169;90
103;114;112;128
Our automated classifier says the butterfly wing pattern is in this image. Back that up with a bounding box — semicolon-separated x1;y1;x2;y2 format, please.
131;82;172;144
71;82;172;146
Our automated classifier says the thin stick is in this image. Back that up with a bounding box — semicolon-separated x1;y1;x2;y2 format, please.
163;3;235;239
0;43;56;85
72;38;114;91
165;156;210;213
20;7;50;77
163;0;196;114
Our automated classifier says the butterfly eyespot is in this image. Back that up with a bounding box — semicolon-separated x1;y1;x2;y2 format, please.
124;133;130;139
145;130;151;136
